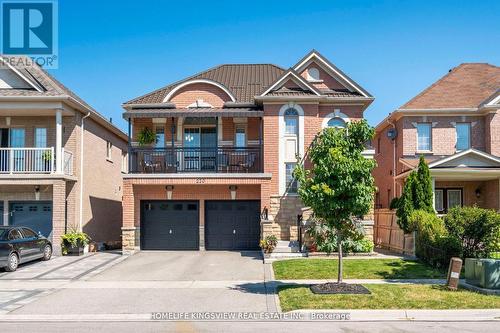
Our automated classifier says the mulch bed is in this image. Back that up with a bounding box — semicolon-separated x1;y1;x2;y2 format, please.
310;283;371;295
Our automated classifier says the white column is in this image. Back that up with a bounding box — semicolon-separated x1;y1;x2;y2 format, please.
55;109;63;173
431;177;436;211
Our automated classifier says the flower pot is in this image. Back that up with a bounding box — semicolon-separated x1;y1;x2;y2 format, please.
64;241;85;256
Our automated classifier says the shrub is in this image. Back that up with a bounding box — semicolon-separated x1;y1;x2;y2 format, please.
306;219;373;253
409;210;461;267
396;157;434;233
444;206;500;258
389;197;400;210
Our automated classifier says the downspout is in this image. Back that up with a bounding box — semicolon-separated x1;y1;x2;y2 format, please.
79;112;91;231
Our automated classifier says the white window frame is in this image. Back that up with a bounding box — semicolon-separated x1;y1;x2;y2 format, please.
106;141;113;161
279;103;304;196
434;189;444;212
416;123;432;152
34;127;47;148
285;162;298;193
447;189;462;210
121;150;128;173
455;123;471;151
234;124;247;148
322;110;350;129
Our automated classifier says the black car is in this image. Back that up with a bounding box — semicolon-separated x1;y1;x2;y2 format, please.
0;227;52;272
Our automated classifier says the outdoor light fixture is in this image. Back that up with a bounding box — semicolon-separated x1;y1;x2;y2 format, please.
229;185;238;200
34;186;40;201
165;185;174;200
475;188;481;198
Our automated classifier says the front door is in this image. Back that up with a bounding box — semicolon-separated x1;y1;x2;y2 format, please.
10;128;25;172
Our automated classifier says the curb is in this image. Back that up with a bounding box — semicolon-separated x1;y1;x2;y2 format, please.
288;309;500;322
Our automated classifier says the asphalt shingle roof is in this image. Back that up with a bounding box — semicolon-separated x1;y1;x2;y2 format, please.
400;63;500;109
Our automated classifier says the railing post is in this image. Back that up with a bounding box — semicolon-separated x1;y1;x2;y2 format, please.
50;147;55;173
9;148;14;174
215;116;219;172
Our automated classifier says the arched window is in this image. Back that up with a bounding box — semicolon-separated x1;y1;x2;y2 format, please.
327;117;346;128
284;108;299;135
307;67;320;81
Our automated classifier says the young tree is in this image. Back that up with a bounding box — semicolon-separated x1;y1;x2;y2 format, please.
294;120;376;283
396;156;434;233
414;156;434;212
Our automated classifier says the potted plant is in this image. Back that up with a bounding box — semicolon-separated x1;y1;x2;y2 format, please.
61;231;91;256
137;127;156;147
42;150;52;170
259;235;278;254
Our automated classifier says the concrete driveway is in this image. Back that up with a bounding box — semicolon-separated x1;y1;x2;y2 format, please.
92;251;264;281
5;250;274;316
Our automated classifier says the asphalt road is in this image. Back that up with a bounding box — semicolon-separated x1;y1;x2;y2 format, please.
0;321;498;333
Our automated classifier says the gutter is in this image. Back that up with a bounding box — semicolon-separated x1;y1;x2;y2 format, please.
79;112;91;232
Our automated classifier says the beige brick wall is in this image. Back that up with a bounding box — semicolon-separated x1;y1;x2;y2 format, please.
81;117;127;243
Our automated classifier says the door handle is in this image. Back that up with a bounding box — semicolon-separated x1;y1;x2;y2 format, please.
233;229;236;234
169;229;173;234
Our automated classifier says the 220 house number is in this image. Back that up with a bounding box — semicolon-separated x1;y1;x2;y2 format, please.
195;178;205;184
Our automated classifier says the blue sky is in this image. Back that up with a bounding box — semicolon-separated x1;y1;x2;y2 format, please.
52;0;500;132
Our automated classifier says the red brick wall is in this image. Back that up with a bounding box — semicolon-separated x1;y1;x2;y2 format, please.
401;116;486;156
299;63;346;91
373;123;397;208
169;83;232;108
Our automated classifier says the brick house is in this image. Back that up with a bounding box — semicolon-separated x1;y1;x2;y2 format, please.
0;56;128;254
373;63;500;214
121;50;375;253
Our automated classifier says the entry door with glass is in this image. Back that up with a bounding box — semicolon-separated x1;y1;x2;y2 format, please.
10;128;25;172
183;127;217;171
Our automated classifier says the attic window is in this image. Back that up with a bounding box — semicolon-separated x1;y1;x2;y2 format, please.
306;67;321;82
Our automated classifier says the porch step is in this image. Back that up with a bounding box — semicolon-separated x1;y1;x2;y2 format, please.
273;240;300;253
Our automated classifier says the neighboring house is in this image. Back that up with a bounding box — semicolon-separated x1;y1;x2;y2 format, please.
373;63;500;214
0;56;128;254
121;50;375;253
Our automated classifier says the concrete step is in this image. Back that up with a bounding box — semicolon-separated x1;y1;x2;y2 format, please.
273;240;300;253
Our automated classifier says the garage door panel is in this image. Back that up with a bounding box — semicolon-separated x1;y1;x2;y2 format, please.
205;200;260;250
9;201;52;238
141;201;199;250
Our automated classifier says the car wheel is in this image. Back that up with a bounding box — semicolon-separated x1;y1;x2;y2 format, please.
42;244;52;261
5;253;19;272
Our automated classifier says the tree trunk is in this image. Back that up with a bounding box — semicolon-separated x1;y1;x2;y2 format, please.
337;231;343;284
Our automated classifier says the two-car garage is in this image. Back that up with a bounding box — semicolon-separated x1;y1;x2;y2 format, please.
140;200;261;251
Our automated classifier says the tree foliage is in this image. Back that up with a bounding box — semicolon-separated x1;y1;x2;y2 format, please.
294;120;376;282
396;156;434;233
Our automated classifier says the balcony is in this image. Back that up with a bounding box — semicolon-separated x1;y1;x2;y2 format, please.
0;147;73;175
129;146;262;174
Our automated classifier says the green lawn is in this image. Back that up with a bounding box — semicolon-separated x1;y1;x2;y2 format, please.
278;284;500;311
273;259;446;280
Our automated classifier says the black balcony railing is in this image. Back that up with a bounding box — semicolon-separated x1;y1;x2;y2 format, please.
129;146;262;173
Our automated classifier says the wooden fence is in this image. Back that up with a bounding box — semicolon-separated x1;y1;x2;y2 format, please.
374;209;414;255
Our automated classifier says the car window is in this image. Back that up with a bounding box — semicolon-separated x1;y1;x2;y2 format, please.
0;228;7;239
21;228;37;238
8;229;22;240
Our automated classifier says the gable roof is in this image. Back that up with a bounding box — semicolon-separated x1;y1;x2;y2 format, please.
292;49;373;98
0;55;127;141
124;64;285;105
259;69;322;97
400;63;500;109
428;149;500;169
